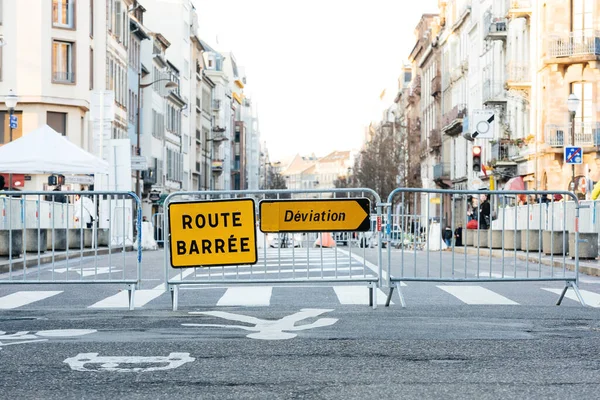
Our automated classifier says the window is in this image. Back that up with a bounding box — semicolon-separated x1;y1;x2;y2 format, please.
47;112;67;136
52;40;75;83
53;0;74;28
572;0;593;34
0;111;23;144
571;82;593;126
152;110;165;139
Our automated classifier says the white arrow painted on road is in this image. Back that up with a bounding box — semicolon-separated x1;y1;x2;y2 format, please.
183;308;338;340
54;267;122;277
64;353;195;372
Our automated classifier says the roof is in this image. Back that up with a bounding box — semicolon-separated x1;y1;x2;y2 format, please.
319;150;351;163
281;154;317;175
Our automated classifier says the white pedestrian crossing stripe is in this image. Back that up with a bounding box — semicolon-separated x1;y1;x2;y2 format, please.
438;285;519;305
217;287;273;307
542;288;600;307
0;291;62;309
333;286;393;305
88;290;164;309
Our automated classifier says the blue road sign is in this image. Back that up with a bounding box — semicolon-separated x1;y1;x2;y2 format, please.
565;146;583;164
9;114;17;129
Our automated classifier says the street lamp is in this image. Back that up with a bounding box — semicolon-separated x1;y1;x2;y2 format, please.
136;77;178;203
567;93;580;192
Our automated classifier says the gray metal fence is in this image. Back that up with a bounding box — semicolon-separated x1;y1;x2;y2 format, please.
163;189;384;310
384;188;586;308
0;191;142;310
152;212;165;246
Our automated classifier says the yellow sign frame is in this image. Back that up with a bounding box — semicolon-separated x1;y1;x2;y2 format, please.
168;198;257;268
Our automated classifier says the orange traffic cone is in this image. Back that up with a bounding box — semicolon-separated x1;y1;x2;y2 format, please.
314;232;336;248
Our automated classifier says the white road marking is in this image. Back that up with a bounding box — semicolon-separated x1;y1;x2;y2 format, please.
0;291;62;309
54;267;122;277
88;290;164;309
64;353;195;372
217;287;272;307
438;286;519;305
184;308;338;340
333;286;394;305
187;266;374;278
35;329;97;337
169;269;196;281
336;248;386;280
542;288;600;307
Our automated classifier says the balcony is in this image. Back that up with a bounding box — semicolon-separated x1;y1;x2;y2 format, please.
211;159;224;173
431;76;441;98
544;122;600;148
428;129;441;149
212;125;226;133
482;80;506;104
433;163;452;188
506;63;531;87
484;17;507;41
53;71;75;83
441;104;467;136
546;31;600;64
491;140;518;166
507;0;532;18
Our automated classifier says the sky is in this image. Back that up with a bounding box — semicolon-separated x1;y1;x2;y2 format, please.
195;0;439;161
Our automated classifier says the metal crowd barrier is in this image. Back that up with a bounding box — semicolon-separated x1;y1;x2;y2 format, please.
163;189;384;310
0;191;142;310
384;188;586;308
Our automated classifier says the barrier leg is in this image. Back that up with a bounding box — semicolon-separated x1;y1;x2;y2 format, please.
171;285;179;311
369;282;377;310
368;284;373;308
555;284;568;306
396;281;406;308
385;286;394;307
128;285;136;311
570;282;587;307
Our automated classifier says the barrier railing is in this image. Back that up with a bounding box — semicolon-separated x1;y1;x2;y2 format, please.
0;191;142;310
163;189;383;310
384;189;586;308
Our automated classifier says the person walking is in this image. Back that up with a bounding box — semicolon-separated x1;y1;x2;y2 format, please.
74;194;96;228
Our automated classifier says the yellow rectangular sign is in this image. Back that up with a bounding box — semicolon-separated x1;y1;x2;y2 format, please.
260;198;371;233
168;198;257;268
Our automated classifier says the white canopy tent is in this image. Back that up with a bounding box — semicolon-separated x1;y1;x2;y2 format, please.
0;124;109;175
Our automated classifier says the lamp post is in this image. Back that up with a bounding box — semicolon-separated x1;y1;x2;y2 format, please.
567;93;580;192
136;77;178;203
5;89;18;189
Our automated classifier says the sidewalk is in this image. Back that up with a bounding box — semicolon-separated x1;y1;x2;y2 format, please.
453;246;600;277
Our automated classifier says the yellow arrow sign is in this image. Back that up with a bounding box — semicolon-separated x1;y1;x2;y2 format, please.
168;198;257;268
260;198;371;233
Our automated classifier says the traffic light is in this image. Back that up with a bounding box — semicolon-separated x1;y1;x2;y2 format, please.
472;145;482;172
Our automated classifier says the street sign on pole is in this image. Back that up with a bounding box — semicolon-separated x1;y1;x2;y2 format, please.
168;198;257;268
131;156;148;171
471;110;495;139
9;114;17;129
565;146;583;164
259;198;371;233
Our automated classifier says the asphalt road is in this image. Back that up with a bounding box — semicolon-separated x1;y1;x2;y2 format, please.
0;246;599;399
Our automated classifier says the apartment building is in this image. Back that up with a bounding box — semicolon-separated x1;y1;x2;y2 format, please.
203;44;232;191
0;0;94;188
537;0;600;196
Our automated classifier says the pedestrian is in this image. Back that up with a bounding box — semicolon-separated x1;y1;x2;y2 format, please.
0;175;5;191
74;194;96;228
454;226;463;246
478;194;491;229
